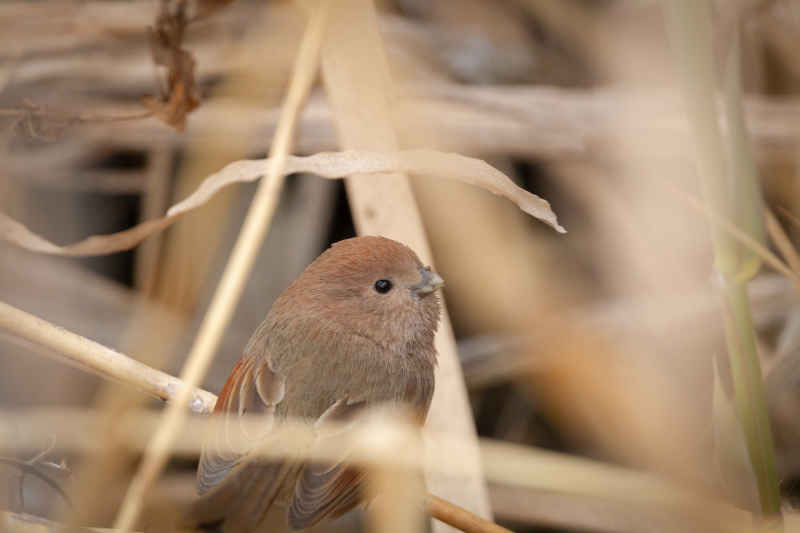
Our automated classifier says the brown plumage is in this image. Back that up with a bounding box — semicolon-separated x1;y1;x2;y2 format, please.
192;236;443;532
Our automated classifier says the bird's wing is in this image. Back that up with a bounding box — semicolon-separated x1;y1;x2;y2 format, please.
287;399;367;530
195;356;376;531
196;355;286;497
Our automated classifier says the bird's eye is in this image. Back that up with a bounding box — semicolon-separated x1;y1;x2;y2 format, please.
373;279;393;294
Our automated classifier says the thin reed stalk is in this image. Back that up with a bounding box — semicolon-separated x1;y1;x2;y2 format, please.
665;0;781;519
111;3;331;531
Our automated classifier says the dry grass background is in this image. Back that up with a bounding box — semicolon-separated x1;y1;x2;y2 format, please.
2;0;800;532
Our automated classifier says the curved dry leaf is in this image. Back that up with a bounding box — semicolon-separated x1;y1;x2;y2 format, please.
171;150;564;230
0;212;175;257
1;149;564;257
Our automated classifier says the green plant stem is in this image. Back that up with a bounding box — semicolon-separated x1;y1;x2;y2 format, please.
722;30;765;282
666;0;737;275
721;281;781;516
665;0;781;519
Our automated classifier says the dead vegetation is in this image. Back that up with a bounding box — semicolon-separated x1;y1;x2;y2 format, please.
2;1;800;532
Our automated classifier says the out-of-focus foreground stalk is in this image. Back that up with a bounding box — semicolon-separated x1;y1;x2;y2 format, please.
665;0;780;520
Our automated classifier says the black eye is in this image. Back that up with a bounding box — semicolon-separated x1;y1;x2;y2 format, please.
374;279;393;294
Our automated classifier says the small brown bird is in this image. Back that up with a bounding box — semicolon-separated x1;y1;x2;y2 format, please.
193;236;443;532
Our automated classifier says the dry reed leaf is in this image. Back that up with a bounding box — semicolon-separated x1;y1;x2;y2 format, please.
169;150;563;229
0;214;174;256
0;149;563;257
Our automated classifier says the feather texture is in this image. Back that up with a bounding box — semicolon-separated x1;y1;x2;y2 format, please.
191;236;441;532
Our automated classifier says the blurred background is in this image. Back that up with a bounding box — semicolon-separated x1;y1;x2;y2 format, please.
2;0;800;531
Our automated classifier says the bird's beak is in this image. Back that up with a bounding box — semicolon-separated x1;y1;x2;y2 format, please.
411;266;444;297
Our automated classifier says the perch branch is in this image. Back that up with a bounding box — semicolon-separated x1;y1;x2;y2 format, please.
0;300;509;533
0;301;216;414
428;496;513;533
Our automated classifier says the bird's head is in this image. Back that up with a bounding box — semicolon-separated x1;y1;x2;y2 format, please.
280;236;444;350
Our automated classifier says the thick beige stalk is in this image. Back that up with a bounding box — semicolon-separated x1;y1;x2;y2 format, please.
319;0;492;525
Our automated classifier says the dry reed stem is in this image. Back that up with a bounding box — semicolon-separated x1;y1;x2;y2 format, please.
0;294;767;533
363;428;427;533
111;3;330;531
0;304;519;533
135;148;172;293
0;408;757;533
765;208;800;275
320;0;491;524
667;1;781;517
777;207;800;231
0;106;153;123
0;312;768;530
0;301;217;414
678;189;800;288
37;87;800;163
141;2;297;312
428;497;513;533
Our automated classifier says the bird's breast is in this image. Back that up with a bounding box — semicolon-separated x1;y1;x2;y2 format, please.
273;332;435;422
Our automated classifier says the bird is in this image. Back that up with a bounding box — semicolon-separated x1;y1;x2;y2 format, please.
191;236;444;533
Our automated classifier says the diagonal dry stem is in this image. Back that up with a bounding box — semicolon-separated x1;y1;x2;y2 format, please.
765;208;800;275
0;301;217;414
111;3;331;531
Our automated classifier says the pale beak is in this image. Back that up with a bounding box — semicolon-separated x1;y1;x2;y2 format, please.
411;266;444;297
